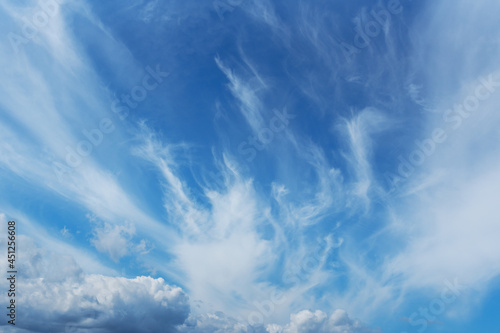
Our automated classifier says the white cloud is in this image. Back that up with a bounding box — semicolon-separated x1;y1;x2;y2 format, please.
15;274;190;333
0;234;189;333
383;0;500;290
266;309;380;333
339;108;392;210
215;55;267;136
91;222;135;262
178;312;251;333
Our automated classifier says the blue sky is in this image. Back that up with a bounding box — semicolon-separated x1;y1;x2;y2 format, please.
0;0;499;332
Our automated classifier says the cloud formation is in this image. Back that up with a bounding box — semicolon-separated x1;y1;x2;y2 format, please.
0;234;189;333
266;309;380;333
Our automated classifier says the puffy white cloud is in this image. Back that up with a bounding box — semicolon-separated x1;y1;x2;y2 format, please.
0;235;189;333
90;222;135;262
17;274;189;333
178;312;254;333
266;309;380;333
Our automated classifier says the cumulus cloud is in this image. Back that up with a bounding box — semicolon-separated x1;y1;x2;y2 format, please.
19;274;189;333
177;309;379;333
178;312;252;333
90;221;135;262
266;309;380;333
0;235;189;333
